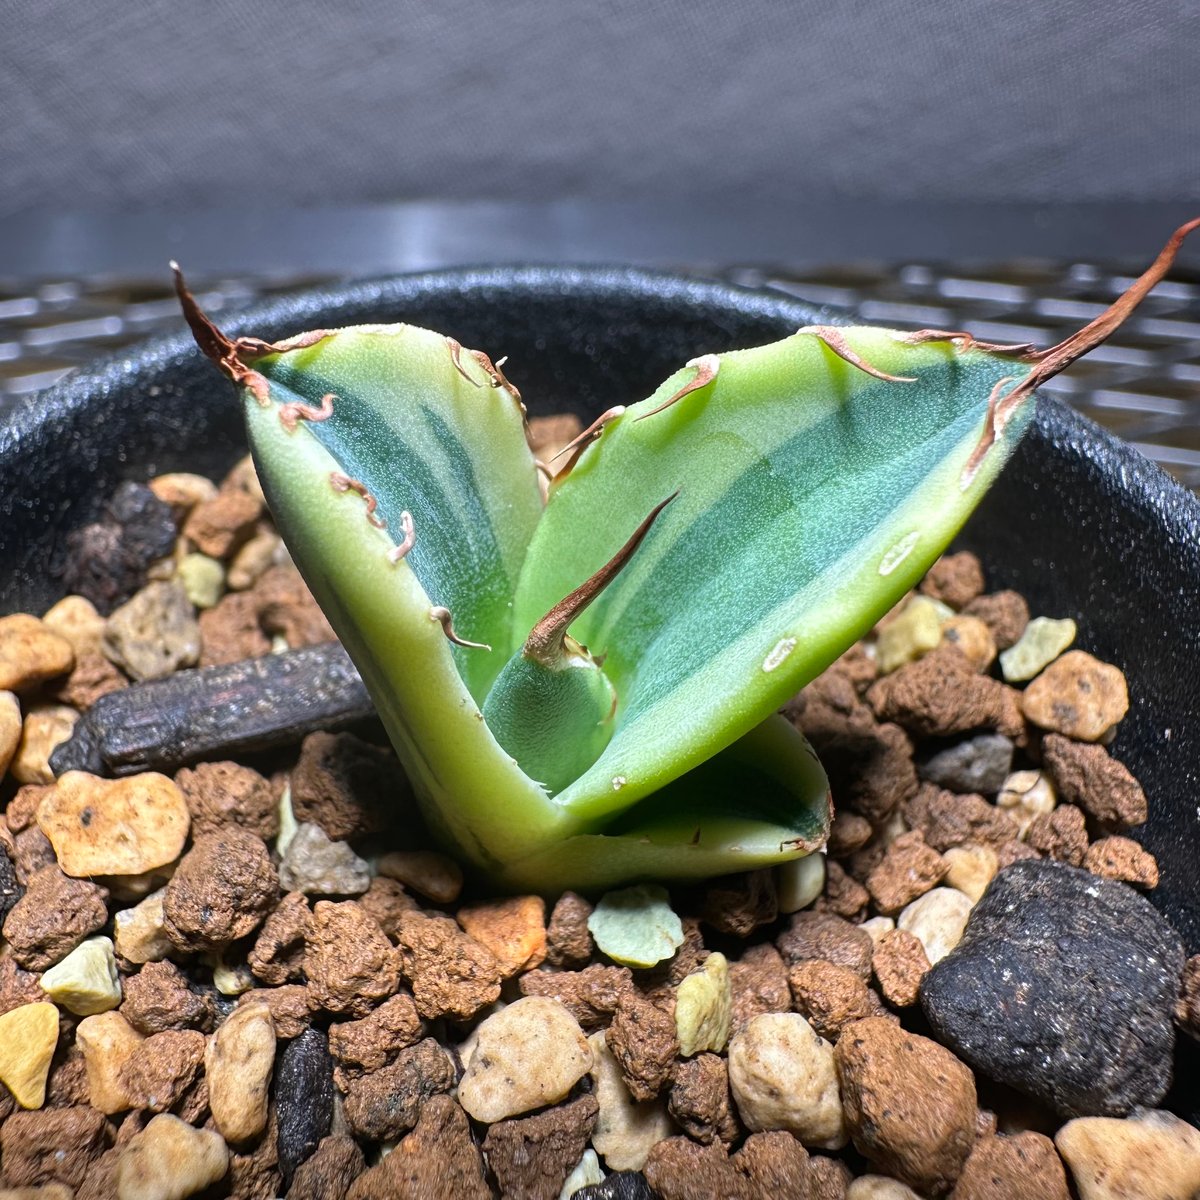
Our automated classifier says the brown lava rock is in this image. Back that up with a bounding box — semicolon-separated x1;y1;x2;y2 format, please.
995;839;1041;869
393;910;501;1021
1039;733;1148;829
606;989;679;1101
777;910;874;981
518;963;634;1031
950;1131;1069;1199
729;943;792;1031
546;889;594;967
51;651;128;709
962;590;1030;650
0;1104;112;1188
341;1037;456;1141
347;1095;489;1200
835;1016;978;1195
291;730;411;840
287;1133;366;1200
645;1131;820;1200
700;869;778;936
175;760;279;839
183;487;261;558
356;875;419;938
2;865;109;970
788;959;889;1041
46;1047;92;1108
904;783;1019;852
1084;836;1159;887
162;827;278;952
253;563;338;649
482;1093;600;1200
119;1029;206;1112
920;552;986;609
11;825;56;884
668;1052;740;1144
1175;955;1200;1037
328;992;425;1081
248;891;311;985
815;859;870;921
866;830;948;914
199;590;272;665
1025;804;1088;866
237;983;313;1040
873;928;932;1008
306;901;399;1018
120;960;216;1034
0;954;44;1015
868;646;1024;741
827;810;873;858
6;783;52;833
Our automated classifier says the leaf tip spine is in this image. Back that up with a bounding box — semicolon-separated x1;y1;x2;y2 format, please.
797;326;916;383
635;354;721;421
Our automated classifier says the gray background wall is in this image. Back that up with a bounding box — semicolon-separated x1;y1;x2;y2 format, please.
2;0;1197;219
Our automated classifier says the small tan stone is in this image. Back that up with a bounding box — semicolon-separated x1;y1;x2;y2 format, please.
1021;650;1129;741
113;889;172;964
149;471;218;514
0;690;21;778
11;706;78;785
1055;1108;1200;1200
942;843;999;903
102;582;200;682
175;553;225;610
37;772;189;878
457;895;547;977
115;1113;229;1200
226;530;281;591
458;997;592;1123
877;596;946;674
675;952;732;1057
0;615;74;694
897;887;974;965
76;1010;144;1114
0;1185;76;1200
42;594;107;657
206;1002;276;1143
377;849;463;903
40;936;121;1015
847;1176;925;1199
996;770;1057;838
588;1030;675;1172
941;614;998;673
0;1002;59;1108
999;616;1078;682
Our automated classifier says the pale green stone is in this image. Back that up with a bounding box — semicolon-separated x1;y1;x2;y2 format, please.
275;783;299;856
39;936;121;1015
559;1149;605;1198
588;884;684;968
876;596;948;673
776;853;826;914
675;951;732;1056
999;616;1078;682
177;552;226;609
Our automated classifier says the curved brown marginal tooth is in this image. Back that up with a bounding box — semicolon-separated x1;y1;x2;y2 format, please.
387;511;416;563
897;329;1039;359
961;215;1200;487
446;338;483;386
524;491;678;665
237;329;335;358
429;606;491;651
279;392;336;432
635;355;721;421
551;405;627;479
470;349;523;405
798;326;916;383
329;471;387;529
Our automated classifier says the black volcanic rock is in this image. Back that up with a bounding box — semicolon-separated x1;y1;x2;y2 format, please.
921;858;1184;1118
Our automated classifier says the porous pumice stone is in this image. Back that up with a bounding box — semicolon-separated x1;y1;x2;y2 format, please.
922;860;1185;1117
588;884;684;969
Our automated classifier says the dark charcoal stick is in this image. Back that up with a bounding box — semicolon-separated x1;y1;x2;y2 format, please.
49;642;375;777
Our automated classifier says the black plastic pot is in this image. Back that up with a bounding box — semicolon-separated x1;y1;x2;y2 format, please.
2;266;1199;1114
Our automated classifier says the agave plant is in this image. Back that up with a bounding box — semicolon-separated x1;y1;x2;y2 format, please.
174;220;1196;892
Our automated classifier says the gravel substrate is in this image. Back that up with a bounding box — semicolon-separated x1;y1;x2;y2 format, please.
0;415;1196;1200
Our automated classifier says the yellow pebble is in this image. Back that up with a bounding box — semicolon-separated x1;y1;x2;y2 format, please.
675;951;732;1056
40;936;122;1015
0;1001;59;1108
876;596;947;674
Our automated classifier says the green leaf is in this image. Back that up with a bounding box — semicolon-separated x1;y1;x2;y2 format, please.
514;329;1037;822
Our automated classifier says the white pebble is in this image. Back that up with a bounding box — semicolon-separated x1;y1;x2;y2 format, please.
776;853;826;914
559;1148;605;1198
727;1013;846;1149
942;844;999;904
458;997;592;1122
587;1030;674;1171
897;887;974;964
847;1176;926;1200
278;821;370;895
997;770;1057;838
859;916;896;946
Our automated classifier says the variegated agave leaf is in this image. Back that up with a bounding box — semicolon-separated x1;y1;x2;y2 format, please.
173;217;1196;891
